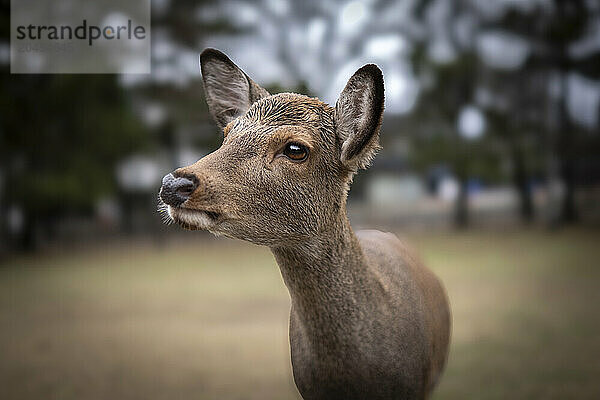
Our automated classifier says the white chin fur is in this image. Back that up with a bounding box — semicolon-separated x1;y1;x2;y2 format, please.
168;206;216;230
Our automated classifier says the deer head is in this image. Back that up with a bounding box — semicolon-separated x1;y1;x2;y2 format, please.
159;49;384;246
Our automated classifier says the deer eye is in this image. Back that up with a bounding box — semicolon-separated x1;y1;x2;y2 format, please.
283;142;309;162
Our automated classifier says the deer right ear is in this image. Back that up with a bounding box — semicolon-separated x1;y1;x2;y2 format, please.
335;64;385;171
200;48;270;130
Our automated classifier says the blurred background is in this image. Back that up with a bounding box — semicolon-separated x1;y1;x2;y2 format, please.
1;0;599;399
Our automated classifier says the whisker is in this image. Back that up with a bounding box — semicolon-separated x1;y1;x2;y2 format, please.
157;197;173;225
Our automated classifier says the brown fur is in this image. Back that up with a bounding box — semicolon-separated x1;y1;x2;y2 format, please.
159;49;451;400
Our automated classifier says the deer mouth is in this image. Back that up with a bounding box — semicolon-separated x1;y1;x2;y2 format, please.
168;206;221;231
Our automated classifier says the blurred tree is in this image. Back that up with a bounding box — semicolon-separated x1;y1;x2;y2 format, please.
407;1;491;228
508;0;599;224
407;53;506;227
134;0;236;157
406;0;600;226
0;74;148;250
0;1;148;250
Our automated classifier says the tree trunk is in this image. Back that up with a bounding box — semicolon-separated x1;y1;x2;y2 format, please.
512;149;534;223
19;216;37;252
454;178;469;229
560;159;578;223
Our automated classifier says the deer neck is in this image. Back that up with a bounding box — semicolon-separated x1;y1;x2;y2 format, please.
270;211;377;335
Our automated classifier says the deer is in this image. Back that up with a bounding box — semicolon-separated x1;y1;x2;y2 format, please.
159;48;451;400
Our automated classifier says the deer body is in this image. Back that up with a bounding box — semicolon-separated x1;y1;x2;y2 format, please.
160;49;451;400
275;224;449;399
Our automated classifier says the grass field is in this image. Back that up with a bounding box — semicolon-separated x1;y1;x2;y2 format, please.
1;229;599;399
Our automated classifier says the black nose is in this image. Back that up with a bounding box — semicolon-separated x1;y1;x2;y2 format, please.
160;173;198;207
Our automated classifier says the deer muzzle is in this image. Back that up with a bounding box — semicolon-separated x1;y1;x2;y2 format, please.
159;173;198;207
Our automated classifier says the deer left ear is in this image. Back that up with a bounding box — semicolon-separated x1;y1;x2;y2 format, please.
335;64;385;171
200;48;270;130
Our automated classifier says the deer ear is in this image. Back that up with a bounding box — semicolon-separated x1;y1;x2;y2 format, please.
200;48;270;130
335;64;385;170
